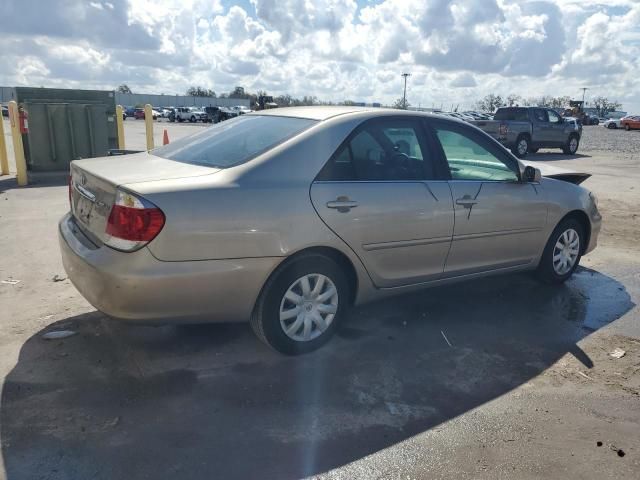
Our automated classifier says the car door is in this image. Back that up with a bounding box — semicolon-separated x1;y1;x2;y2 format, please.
428;119;548;277
530;108;554;147
546;109;568;145
310;117;454;288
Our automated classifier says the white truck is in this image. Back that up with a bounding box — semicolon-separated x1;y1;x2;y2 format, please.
174;107;208;123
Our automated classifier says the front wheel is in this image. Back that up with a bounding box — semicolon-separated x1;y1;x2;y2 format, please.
251;254;349;355
625;124;631;131
512;135;529;158
536;218;584;284
562;135;579;155
608;123;616;129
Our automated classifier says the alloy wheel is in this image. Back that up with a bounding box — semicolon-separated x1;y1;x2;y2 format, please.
517;139;528;156
569;137;578;153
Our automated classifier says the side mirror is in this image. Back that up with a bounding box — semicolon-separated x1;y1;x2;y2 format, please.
524;165;542;183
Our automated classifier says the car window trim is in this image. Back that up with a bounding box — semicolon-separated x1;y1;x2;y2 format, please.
314;116;445;182
424;118;522;183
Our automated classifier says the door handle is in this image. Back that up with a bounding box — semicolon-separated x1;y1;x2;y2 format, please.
327;197;358;212
456;196;477;208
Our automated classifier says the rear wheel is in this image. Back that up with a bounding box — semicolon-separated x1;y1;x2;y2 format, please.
512;135;529;158
562;135;579;155
536;218;584;284
251;254;349;355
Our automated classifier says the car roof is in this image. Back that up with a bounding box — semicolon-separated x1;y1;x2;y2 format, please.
251;106;383;121
248;105;465;123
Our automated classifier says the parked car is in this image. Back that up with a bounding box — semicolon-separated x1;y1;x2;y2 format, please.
124;107;136;118
470;107;581;157
133;108;158;120
620;115;640;131
60;107;601;354
159;108;173;119
232;105;252;115
603;118;622;129
175;107;207;122
204;106;235;123
2;105;8;117
563;117;583;135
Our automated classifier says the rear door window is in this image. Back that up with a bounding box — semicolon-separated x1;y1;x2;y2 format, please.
316;118;436;181
153;115;317;168
533;109;549;122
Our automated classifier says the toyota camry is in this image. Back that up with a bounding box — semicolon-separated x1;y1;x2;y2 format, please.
59;107;601;354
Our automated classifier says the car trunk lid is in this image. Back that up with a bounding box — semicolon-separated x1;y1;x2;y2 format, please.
70;152;219;245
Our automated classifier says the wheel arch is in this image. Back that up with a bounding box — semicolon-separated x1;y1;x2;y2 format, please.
559;209;591;255
256;246;359;309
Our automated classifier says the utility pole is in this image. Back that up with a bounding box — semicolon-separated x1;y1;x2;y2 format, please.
580;87;589;105
401;73;411;109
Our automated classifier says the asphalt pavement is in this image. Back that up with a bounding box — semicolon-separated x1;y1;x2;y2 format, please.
0;121;638;479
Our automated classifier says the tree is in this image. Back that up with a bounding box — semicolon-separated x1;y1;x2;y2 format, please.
591;96;622;117
230;86;248;98
186;86;216;97
117;84;132;94
506;94;522;107
475;94;504;112
392;97;410;109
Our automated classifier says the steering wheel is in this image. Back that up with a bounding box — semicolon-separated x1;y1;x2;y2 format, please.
389;152;411;178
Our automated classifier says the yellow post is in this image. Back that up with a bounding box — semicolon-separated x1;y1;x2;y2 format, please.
144;104;154;150
8;101;27;186
115;105;125;149
0;112;9;175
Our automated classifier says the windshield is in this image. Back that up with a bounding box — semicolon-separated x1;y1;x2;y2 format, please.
152;115;317;168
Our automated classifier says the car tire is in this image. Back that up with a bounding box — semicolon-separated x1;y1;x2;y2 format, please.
607;123;616;129
625;124;631;131
536;218;584;284
250;253;349;355
511;135;529;158
562;135;579;155
190;115;196;123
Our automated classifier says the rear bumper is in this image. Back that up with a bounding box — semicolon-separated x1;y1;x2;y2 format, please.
58;213;281;323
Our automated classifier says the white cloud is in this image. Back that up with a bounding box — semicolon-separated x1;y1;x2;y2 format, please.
0;0;638;112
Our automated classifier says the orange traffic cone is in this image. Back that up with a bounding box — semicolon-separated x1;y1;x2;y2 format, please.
162;129;170;145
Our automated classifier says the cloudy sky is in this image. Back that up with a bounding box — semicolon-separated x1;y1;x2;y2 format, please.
0;0;638;111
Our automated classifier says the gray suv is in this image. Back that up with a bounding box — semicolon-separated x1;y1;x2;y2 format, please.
471;107;582;158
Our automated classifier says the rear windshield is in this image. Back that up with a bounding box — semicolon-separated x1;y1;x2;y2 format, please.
493;108;528;121
153;115;317;168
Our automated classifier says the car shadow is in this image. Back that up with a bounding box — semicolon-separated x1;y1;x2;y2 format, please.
526;152;591;162
1;268;633;479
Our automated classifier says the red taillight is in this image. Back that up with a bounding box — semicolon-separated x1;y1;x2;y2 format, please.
106;205;164;241
104;190;165;251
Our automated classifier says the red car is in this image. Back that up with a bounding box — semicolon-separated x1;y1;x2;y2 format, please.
133;108;158;120
620;115;640;131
